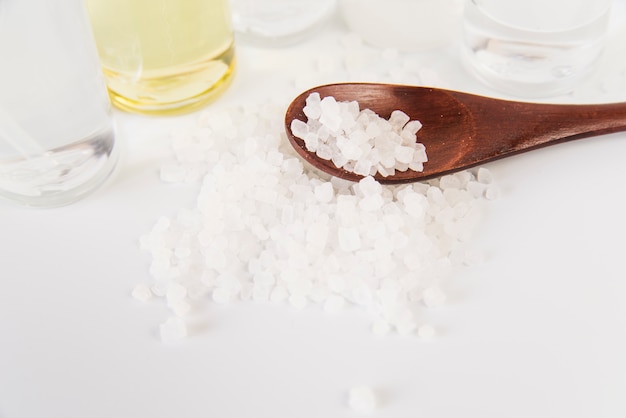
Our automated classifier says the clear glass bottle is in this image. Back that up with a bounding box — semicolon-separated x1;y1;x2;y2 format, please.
461;0;612;97
0;0;119;207
86;0;236;114
339;0;464;51
231;0;337;46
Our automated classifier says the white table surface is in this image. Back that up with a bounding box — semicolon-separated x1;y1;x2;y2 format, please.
2;5;626;418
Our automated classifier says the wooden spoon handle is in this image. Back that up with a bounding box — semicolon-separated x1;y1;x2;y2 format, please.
451;92;626;152
448;90;626;166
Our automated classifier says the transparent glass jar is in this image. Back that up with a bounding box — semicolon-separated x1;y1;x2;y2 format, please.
0;0;118;207
86;0;236;114
231;0;337;46
461;0;612;97
339;0;464;51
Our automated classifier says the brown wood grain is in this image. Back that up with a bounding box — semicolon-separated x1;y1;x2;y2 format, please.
285;83;626;184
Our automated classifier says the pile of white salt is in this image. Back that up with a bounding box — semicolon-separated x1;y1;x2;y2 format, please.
135;97;497;343
290;92;428;177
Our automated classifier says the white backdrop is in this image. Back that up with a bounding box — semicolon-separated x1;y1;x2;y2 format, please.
1;2;626;417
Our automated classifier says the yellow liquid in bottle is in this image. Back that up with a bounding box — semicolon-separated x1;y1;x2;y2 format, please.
86;0;236;114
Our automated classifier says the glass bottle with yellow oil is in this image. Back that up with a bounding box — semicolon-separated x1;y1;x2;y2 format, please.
86;0;236;115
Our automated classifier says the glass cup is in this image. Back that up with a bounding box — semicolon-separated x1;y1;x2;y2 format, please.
461;0;612;97
0;0;119;208
231;0;337;46
340;0;464;51
85;0;236;115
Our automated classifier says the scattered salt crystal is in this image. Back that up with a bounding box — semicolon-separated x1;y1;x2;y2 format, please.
401;192;425;220
307;223;329;250
266;150;283;166
338;227;362;252
403;120;423;135
485;185;500;200
319;96;342;131
290;94;427;178
353;159;373;176
132;284;153;302
303;93;322;119
331;149;349;169
159;317;187;343
357;175;382;196
426;186;445;207
347;386;378;413
439;174;462;190
377;164;393;177
290;119;309;139
314;182;334;203
388;110;410;130
139;89;496;341
467;180;486;198
413;144;428;163
169;299;191;317
359;194;385;212
394;145;414;165
166;283;187;303
282;158;304;177
316;144;333;160
408;161;424;172
477;167;494;184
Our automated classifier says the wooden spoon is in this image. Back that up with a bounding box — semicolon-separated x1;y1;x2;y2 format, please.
284;83;626;184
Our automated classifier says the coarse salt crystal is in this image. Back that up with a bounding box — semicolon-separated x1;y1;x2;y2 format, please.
403;120;423;135
359;194;385;212
319;96;342;131
169;299;191;317
353;159;373;176
290;119;309;139
477;167;494;184
422;286;447;308
132;284;153;302
394;145;414;165
166;282;187;302
338;227;362;252
140;88;496;344
314;182;334;203
485;185;500;200
291;94;427;178
388;110;410;130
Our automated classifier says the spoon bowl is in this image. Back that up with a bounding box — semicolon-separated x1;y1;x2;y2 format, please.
284;83;626;183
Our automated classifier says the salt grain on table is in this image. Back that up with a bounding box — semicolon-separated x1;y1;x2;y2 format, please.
138;34;496;343
291;93;428;178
